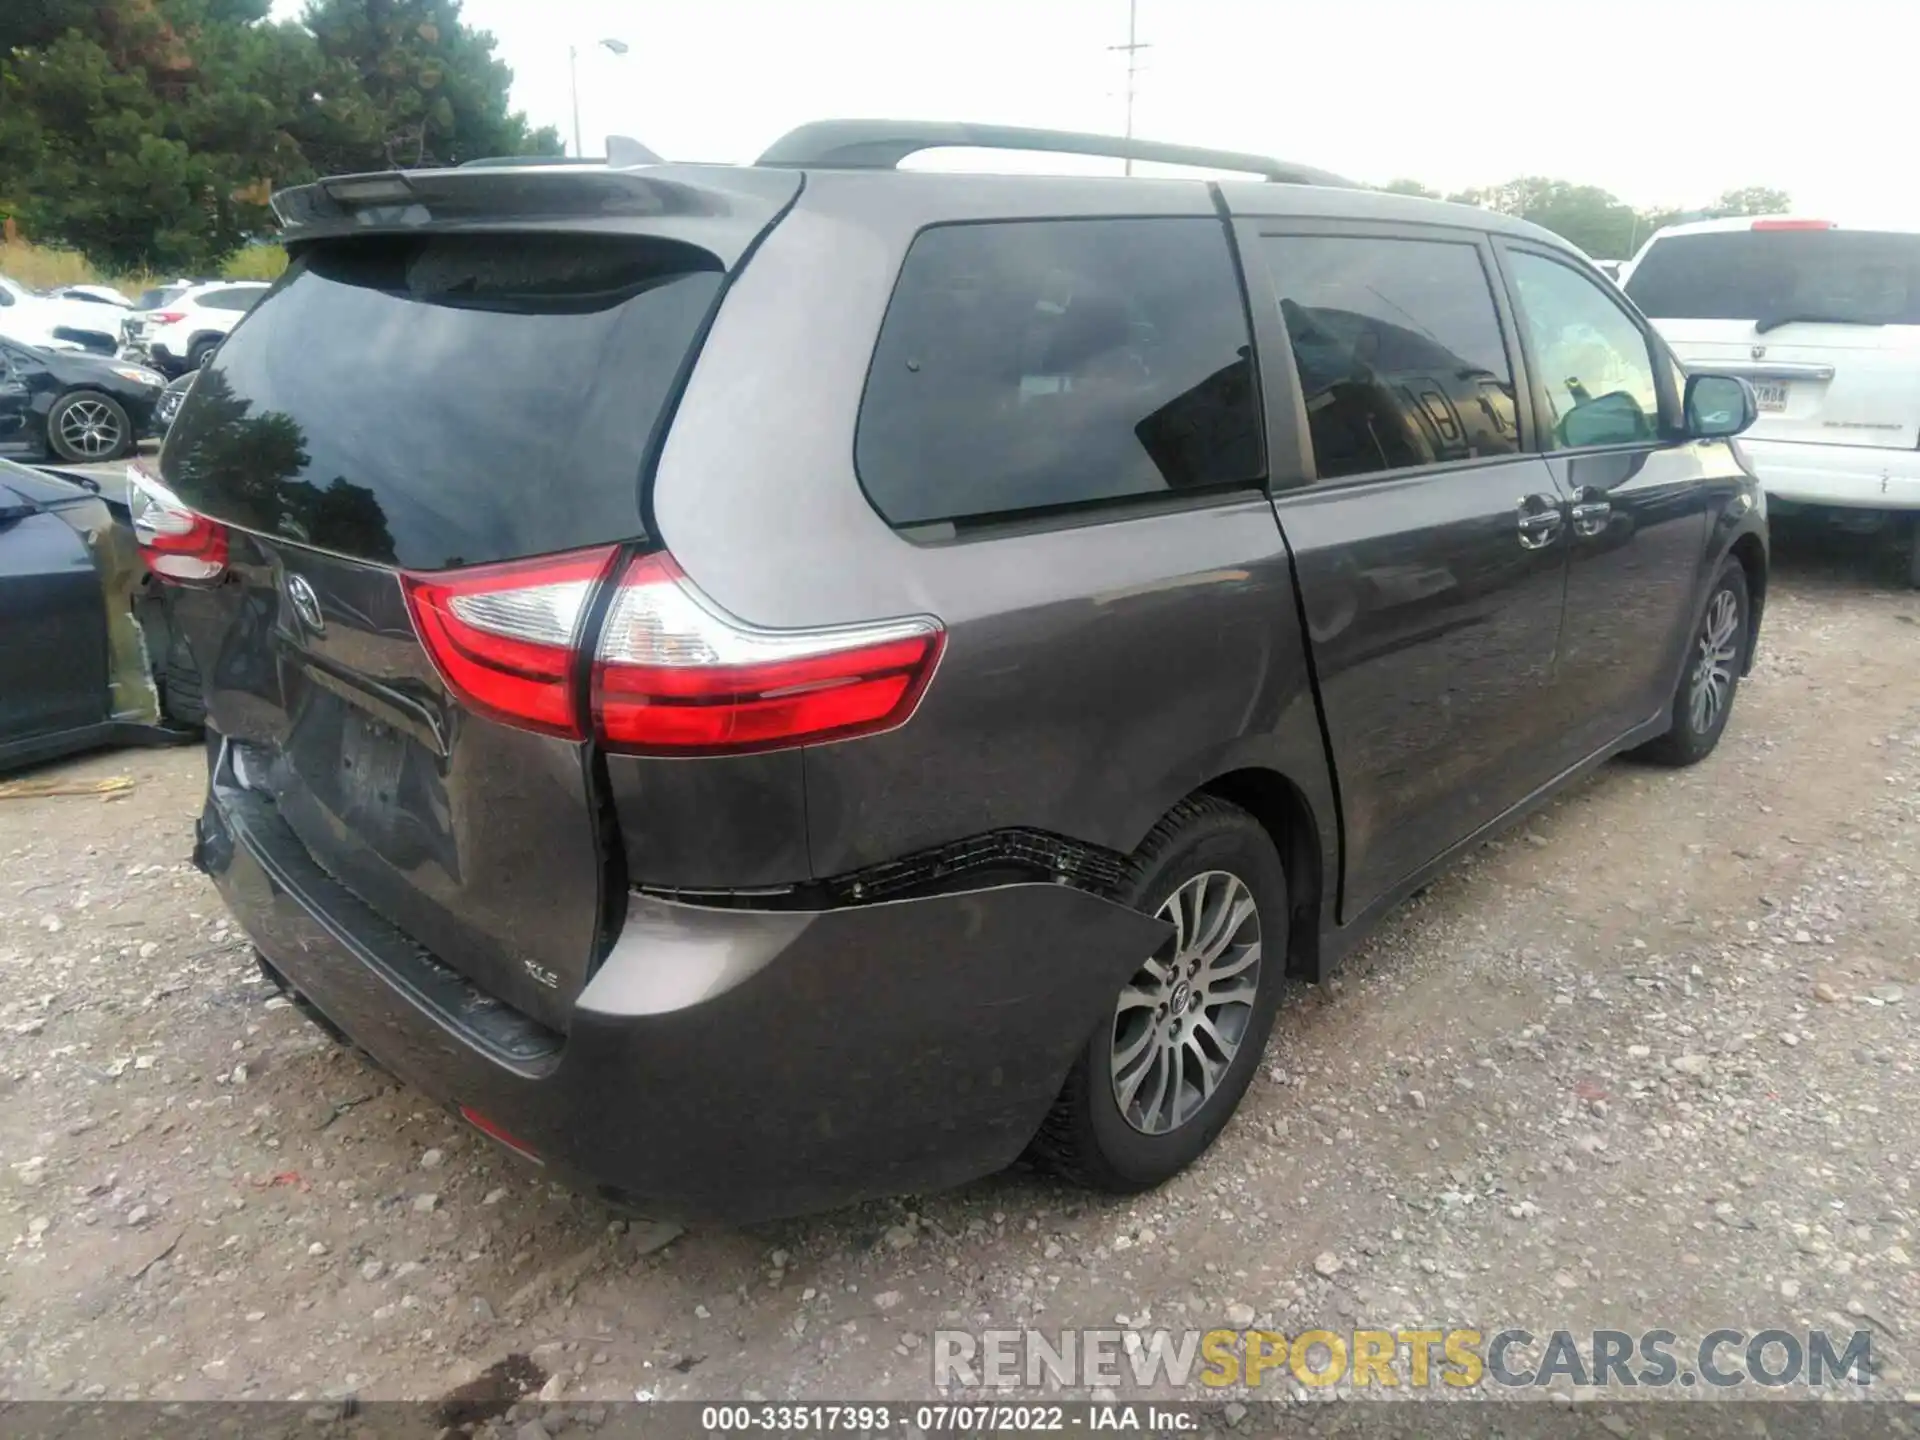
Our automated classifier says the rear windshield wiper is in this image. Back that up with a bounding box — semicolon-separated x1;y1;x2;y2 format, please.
1754;313;1887;335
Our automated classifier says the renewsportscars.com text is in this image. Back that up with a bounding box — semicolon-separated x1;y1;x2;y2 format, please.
933;1327;1874;1391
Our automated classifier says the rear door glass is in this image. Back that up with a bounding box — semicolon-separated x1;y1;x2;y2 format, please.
1259;235;1520;481
856;218;1263;528
162;234;724;570
1626;230;1920;324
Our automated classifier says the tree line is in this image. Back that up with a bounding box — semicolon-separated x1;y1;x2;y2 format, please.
1381;178;1793;260
1;5;1791;276
0;0;560;273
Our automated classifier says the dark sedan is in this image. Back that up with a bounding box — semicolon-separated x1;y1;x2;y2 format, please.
0;339;167;464
0;461;200;772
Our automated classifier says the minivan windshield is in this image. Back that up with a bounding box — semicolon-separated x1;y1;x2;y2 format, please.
1625;229;1920;328
160;233;724;570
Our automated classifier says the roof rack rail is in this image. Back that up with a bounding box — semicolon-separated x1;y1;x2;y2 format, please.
754;119;1348;186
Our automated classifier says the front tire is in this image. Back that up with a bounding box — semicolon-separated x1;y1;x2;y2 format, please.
1636;558;1750;767
45;390;133;464
1029;796;1287;1192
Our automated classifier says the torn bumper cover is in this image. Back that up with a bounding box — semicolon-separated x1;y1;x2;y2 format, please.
196;772;1169;1223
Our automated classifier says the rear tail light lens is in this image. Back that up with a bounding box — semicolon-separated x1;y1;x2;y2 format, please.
401;547;616;739
593;552;944;754
402;546;944;755
1751;218;1835;231
150;310;186;324
128;464;228;582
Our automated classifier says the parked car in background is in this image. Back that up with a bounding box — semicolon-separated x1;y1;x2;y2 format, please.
120;279;211;357
160;122;1768;1222
0;274;126;355
0;460;200;772
153;371;195;434
0;338;166;462
48;284;133;309
1625;217;1920;584
136;281;269;376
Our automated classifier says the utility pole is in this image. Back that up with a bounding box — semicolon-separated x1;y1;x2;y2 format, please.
1108;0;1150;175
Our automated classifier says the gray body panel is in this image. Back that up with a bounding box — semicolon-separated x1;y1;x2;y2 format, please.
176;149;1768;1220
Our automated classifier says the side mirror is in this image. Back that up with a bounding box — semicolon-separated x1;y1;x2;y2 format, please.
1684;373;1757;439
1560;390;1652;449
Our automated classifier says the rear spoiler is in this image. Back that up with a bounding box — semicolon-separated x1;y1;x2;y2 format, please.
268;163;801;268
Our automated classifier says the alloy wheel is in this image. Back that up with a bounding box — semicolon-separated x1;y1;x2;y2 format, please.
1109;869;1263;1136
1688;587;1740;734
56;398;124;459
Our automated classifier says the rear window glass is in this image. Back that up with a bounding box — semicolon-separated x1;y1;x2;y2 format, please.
197;287;262;313
1626;229;1920;326
161;234;723;570
856;218;1263;529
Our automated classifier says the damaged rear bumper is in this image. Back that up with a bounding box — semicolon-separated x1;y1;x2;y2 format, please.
196;763;1168;1223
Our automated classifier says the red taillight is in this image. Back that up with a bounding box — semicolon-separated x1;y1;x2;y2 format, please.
401;547;616;740
150;310;186;324
128;464;228;582
402;546;945;755
591;552;944;755
1751;218;1835;231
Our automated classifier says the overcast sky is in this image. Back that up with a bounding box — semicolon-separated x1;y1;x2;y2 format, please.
273;0;1913;223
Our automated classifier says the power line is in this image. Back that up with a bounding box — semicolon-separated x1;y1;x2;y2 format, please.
1107;0;1151;175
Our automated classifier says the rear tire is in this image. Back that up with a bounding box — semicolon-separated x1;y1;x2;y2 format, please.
160;638;205;729
187;336;218;371
1028;796;1287;1193
1907;516;1920;590
1635;558;1750;767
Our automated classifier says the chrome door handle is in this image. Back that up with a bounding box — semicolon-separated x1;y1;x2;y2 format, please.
1516;495;1563;550
1570;496;1611;537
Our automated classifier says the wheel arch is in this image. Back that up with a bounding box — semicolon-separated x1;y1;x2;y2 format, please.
1728;529;1767;672
1193;766;1327;983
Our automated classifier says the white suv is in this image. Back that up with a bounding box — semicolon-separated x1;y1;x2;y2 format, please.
139;281;269;376
1623;217;1920;582
0;274;127;354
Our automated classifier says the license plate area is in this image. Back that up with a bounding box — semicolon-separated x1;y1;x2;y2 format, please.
1750;379;1790;413
339;713;406;812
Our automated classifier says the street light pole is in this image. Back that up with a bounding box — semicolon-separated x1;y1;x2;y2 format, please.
569;44;582;158
569;38;629;159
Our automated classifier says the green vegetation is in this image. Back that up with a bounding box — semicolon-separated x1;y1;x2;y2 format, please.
0;234;286;296
1378;178;1793;260
0;1;560;274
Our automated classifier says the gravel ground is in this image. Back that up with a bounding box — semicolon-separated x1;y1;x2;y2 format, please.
4;523;1920;1418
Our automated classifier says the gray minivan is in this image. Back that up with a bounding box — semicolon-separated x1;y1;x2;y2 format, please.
153;122;1768;1221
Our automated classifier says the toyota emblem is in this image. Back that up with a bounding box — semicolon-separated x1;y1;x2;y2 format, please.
286;574;325;634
